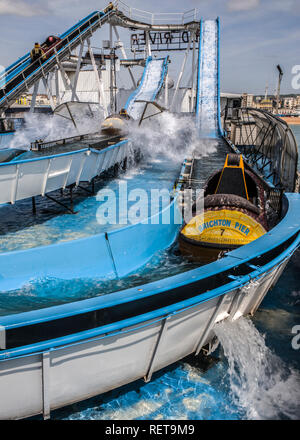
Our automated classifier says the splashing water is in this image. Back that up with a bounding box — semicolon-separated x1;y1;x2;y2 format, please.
9;105;103;150
214;317;300;419
128;112;218;162
126;58;166;120
197;20;218;137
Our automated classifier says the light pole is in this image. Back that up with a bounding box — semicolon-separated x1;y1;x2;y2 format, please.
276;65;283;115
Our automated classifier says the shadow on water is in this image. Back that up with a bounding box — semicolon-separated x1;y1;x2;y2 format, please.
0;168;124;238
40;352;223;421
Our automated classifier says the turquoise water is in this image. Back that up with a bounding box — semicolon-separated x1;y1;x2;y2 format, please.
1;118;299;420
51;125;300;421
0;157;180;253
0;117;225;316
48;252;300;421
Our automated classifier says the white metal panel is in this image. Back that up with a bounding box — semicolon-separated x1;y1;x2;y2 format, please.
152;297;219;373
15;159;50;201
0;260;288;420
49;320;161;410
0;354;43;420
0;165;19;204
57;70;111;105
44;155;74;194
65;151;88;187
0;142;128;205
95;152;106;176
79;151;100;182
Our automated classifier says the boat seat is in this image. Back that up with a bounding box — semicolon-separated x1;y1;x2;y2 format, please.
215;154;248;200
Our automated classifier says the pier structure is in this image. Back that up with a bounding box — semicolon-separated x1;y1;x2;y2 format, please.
0;1;201;117
0;3;299;421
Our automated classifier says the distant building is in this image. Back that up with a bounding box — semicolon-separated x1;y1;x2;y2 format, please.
237;93;300;115
283;97;294;109
256;98;273;112
242;93;254;108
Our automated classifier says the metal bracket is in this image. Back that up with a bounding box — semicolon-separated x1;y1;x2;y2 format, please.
194;295;225;356
144;316;170;383
42;351;51;420
45;189;78;214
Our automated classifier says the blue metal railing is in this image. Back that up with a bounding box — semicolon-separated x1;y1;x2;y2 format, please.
0;10;112;109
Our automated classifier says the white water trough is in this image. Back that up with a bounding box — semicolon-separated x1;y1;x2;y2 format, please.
0;140;132;205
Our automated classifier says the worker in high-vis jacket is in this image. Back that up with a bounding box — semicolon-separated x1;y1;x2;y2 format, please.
104;2;115;13
30;42;43;61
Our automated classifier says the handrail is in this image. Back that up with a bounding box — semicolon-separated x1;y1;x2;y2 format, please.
225;107;299;192
0;11;101;90
0;10;115;110
0;13;103;91
0;2;200;110
115;0;199;25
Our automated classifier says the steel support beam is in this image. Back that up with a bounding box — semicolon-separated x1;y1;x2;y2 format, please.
194;295;225;356
146;30;151;57
42;351;51;420
42;76;55;111
30;79;40;113
164;70;169;108
87;38;108;118
71;42;84;101
55;67;60;106
109;24;114;112
113;25;137;89
144;316;170;383
190;32;196;113
170;37;191;111
57;59;80;102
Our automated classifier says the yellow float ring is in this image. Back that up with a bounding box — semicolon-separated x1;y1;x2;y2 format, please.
181;209;266;247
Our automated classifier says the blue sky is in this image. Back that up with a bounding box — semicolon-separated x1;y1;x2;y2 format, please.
0;0;299;95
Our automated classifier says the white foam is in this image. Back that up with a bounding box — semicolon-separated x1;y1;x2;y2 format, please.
197;20;218;136
214;317;300;419
9;106;103;150
127;58;165;120
128;112;209;163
